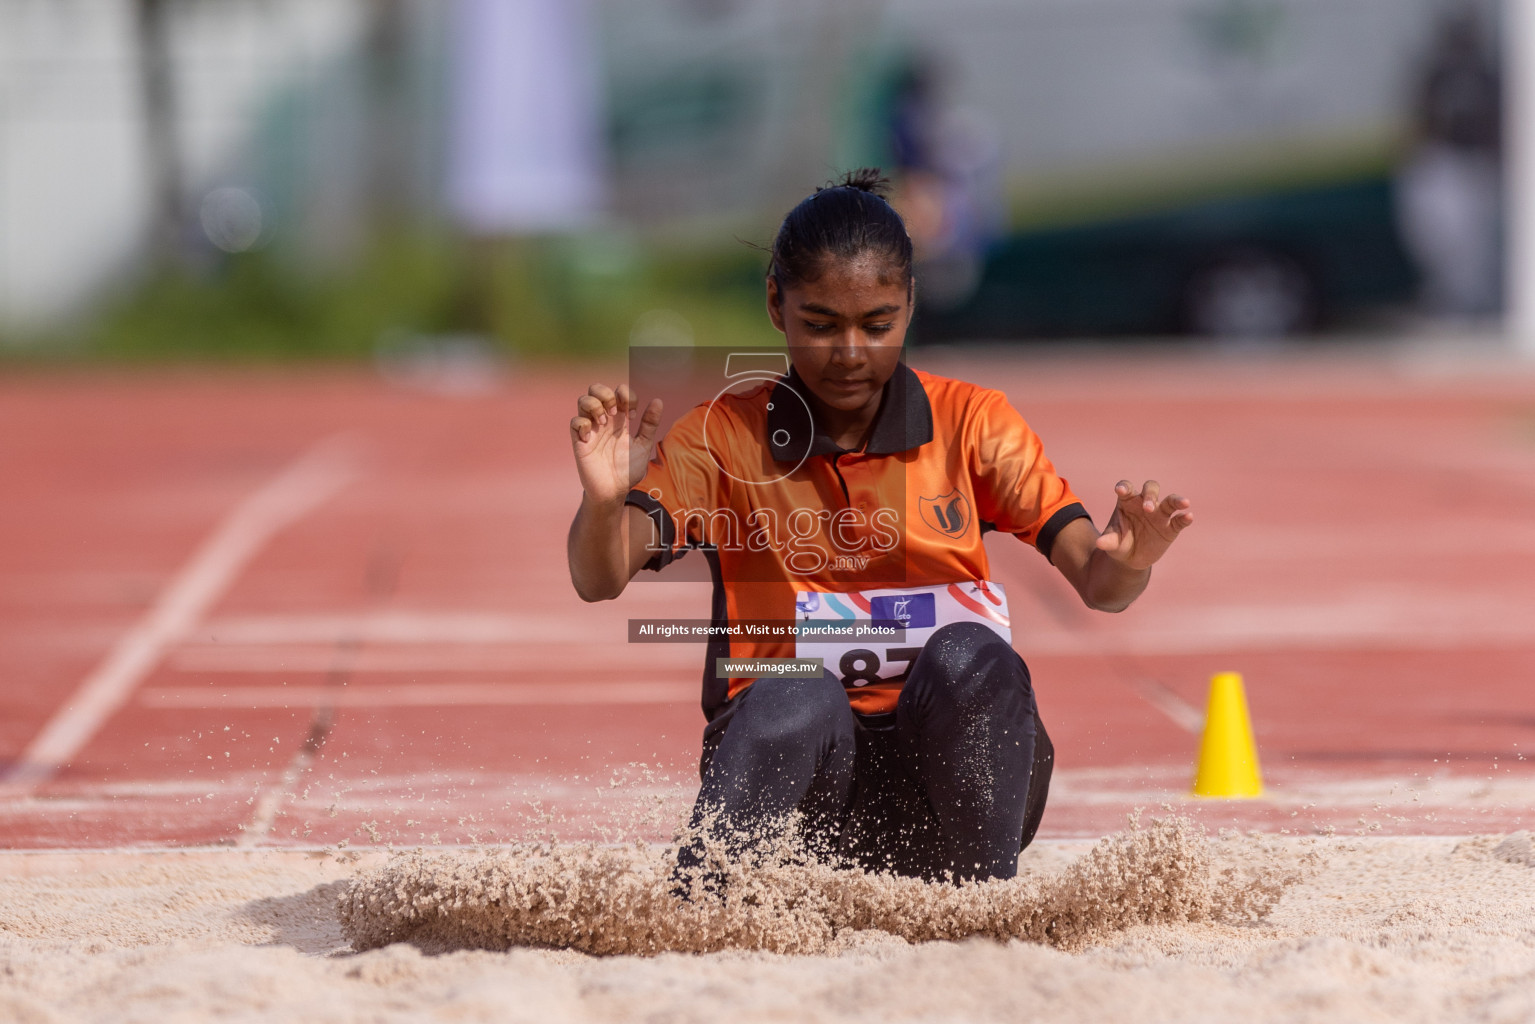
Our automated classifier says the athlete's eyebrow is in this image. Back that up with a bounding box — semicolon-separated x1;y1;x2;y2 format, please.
797;302;902;319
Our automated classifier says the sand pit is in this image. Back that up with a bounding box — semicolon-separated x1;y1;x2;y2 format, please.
2;826;1534;1023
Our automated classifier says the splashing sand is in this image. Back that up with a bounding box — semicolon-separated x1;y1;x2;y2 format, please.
338;817;1295;955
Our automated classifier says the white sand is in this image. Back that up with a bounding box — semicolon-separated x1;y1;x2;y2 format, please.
2;827;1534;1023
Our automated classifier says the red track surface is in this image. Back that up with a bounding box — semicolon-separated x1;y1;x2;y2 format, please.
3;344;1534;849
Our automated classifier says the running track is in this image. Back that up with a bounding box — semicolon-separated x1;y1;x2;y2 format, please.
2;341;1533;850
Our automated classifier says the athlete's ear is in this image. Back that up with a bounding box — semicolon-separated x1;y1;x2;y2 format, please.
765;275;787;334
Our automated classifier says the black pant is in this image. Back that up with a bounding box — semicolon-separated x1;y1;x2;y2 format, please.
678;621;1053;883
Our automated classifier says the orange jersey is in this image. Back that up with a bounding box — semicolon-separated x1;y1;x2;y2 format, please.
625;363;1089;719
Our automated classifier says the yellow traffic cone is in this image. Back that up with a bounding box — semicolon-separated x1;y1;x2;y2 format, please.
1192;671;1263;798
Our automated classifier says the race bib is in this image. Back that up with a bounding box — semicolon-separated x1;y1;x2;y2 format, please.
794;581;1012;688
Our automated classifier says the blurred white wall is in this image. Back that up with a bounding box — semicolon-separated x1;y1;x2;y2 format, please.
882;0;1435;172
0;0;364;331
0;0;1502;333
597;0;1481;223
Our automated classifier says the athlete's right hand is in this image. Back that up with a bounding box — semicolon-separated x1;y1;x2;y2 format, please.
570;383;663;506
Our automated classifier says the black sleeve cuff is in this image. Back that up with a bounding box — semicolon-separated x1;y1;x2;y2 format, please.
624;489;683;571
1036;502;1092;564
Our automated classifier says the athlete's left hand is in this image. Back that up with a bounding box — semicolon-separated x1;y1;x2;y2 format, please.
1095;479;1193;571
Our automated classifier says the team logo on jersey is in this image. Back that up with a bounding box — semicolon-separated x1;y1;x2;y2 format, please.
919;490;971;538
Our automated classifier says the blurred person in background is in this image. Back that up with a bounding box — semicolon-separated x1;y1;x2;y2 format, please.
882;55;1004;314
1396;4;1503;319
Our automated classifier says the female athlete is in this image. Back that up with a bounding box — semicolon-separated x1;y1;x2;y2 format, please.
567;169;1194;885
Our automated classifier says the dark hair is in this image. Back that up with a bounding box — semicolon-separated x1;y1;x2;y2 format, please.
767;168;914;295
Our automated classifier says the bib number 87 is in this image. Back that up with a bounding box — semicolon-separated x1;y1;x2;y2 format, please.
838;647;923;687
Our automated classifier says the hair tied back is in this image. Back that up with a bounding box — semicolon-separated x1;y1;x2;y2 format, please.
770;167;912;292
818;168;894;198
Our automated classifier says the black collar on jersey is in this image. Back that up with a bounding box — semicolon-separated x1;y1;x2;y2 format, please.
766;361;934;460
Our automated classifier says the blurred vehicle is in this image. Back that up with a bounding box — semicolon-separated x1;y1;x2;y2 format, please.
912;174;1417;340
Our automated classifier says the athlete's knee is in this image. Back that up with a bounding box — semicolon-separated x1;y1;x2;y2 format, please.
733;673;854;751
910;622;1032;707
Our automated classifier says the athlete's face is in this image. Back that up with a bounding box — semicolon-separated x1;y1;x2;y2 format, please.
766;255;911;421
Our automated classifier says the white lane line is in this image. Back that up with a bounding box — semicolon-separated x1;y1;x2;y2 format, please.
167;645;698;673
166;631;1535;669
140;681;698;708
1021;621;1535;655
237;707;333;849
175;599;1535;660
183;612;597;646
1;436;363;794
1132;679;1205;734
170;606;1520;660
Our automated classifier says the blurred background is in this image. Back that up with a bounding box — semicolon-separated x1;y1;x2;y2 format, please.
0;0;1513;361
